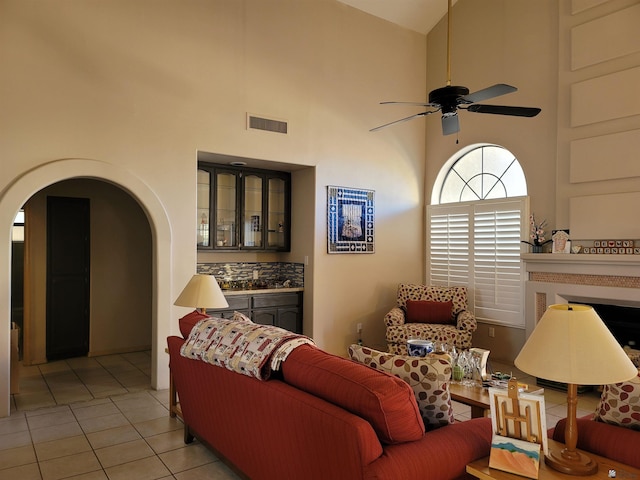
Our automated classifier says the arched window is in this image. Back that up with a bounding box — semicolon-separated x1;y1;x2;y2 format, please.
427;144;529;328
432;144;527;204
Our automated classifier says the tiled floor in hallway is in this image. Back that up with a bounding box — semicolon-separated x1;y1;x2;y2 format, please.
1;353;602;479
2;352;240;479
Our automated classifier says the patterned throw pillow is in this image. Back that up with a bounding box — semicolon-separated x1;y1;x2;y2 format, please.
594;368;640;430
348;344;454;429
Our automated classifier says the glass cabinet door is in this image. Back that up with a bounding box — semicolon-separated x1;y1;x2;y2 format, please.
197;169;210;247
267;177;286;249
197;160;290;251
243;174;263;248
215;172;237;248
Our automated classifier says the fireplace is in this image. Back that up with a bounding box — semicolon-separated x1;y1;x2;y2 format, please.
522;253;640;340
590;303;639;350
522;254;640;391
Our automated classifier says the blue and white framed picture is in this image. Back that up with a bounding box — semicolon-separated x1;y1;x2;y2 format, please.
327;185;375;254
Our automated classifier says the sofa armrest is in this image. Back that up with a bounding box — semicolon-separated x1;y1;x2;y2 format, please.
551;417;640;469
384;306;406;327
366;417;492;479
456;310;477;332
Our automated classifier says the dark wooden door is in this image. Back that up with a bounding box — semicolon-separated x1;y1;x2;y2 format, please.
46;196;90;360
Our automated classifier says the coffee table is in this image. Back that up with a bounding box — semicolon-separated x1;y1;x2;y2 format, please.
466;439;640;479
449;383;492;418
449;382;544;418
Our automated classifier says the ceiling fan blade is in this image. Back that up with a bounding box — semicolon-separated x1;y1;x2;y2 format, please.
370;111;435;132
380;101;440;108
467;104;541;117
442;114;459;135
461;84;517;104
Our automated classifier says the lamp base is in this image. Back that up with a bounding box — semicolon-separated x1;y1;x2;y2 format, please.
545;448;598;476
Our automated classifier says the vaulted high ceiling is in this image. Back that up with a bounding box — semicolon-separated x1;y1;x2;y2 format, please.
337;0;457;35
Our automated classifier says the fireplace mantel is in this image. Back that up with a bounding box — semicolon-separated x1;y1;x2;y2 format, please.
522;253;640;277
522;253;640;338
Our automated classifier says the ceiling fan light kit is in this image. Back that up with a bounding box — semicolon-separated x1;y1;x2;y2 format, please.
371;0;541;135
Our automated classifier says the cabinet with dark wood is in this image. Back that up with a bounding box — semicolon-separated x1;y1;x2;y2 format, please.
205;291;302;334
197;158;291;252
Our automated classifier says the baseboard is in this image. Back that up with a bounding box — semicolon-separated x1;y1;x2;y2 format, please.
88;345;151;357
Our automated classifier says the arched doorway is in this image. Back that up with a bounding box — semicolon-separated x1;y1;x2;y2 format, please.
0;158;173;417
20;178;152;368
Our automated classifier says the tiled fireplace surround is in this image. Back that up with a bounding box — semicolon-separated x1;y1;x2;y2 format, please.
523;253;640;339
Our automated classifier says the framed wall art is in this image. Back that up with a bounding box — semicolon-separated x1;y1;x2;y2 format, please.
327;186;374;254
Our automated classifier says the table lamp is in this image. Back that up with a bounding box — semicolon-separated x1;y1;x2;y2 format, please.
514;303;637;475
174;274;229;314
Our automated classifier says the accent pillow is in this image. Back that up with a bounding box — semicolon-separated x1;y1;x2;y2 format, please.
348;344;454;429
281;344;424;444
178;310;210;338
405;299;454;324
594;368;640;431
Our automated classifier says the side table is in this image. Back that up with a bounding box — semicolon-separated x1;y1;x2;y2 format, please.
466;438;640;479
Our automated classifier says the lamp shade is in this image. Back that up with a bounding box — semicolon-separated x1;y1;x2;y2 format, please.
515;304;637;386
174;274;229;310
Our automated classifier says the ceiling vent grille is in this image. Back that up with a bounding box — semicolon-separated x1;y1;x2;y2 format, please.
247;113;288;134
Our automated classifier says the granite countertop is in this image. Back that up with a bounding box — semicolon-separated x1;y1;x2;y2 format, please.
222;287;303;296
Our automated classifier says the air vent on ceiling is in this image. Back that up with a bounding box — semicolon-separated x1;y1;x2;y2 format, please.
247;113;288;134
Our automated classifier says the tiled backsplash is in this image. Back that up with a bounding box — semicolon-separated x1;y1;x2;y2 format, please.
198;262;304;287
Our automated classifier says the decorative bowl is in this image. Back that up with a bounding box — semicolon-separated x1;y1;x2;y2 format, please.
407;338;434;357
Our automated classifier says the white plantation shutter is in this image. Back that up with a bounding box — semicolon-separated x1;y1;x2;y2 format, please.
429;207;470;287
427;197;527;327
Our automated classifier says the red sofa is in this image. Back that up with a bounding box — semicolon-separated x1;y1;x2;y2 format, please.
167;317;492;480
551;417;640;469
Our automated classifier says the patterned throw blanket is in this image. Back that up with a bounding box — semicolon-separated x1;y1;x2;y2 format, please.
180;317;315;380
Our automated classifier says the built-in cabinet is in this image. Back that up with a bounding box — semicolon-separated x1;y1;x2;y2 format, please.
197;162;291;252
205;291;303;334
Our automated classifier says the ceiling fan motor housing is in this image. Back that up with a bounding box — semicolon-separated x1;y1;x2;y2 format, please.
429;85;469;114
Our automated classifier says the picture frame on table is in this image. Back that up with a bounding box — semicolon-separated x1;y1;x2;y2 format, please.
488;384;547;479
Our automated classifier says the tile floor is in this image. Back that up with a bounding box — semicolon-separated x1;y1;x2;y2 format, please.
1;353;602;480
3;352;239;480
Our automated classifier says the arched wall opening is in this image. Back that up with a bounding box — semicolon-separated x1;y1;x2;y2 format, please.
0;158;173;417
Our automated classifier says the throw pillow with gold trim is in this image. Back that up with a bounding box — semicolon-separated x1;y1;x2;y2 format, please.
348;344;454;429
594;368;640;431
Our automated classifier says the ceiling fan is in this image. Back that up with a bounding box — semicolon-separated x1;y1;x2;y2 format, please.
370;0;541;136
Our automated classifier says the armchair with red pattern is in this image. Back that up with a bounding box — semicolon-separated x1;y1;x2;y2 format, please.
384;284;477;354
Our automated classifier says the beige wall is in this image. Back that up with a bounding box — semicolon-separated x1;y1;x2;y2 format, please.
0;0;426;415
425;0;560;362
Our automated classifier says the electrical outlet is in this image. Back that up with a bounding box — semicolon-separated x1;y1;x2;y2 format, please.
252;270;259;280
356;323;363;334
488;326;495;338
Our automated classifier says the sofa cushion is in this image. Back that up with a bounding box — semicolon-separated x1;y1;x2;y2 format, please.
349;344;454;429
178;310;210;338
594;367;640;430
281;344;424;444
405;300;453;324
